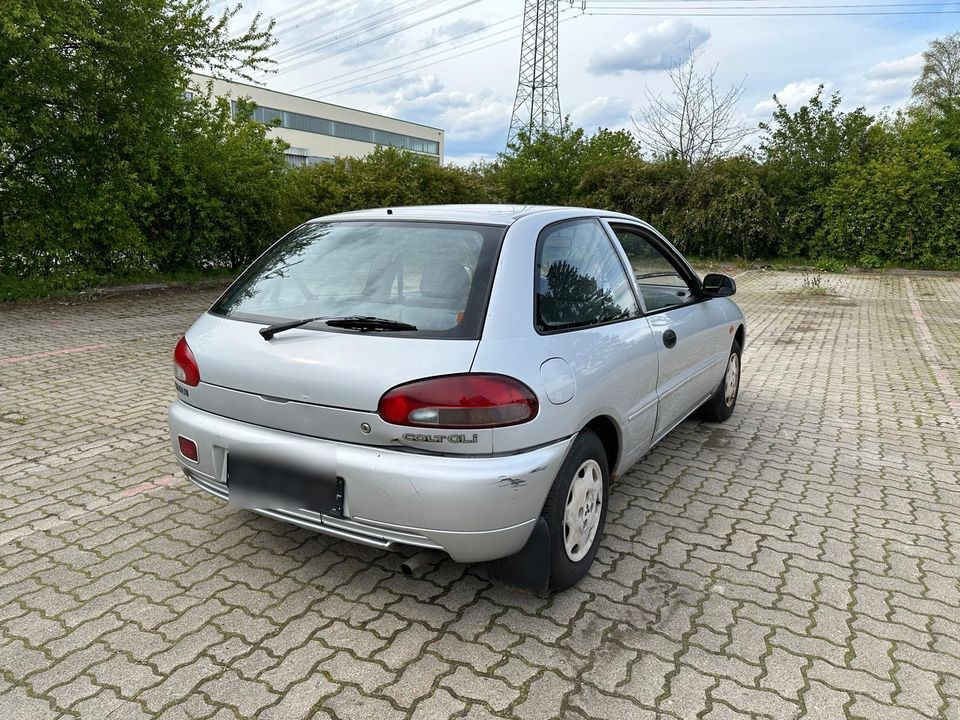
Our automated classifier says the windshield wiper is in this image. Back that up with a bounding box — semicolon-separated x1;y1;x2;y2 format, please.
324;316;417;332
259;316;327;340
259;315;416;340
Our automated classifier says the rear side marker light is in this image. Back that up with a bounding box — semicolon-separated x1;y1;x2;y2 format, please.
174;336;200;387
178;436;199;463
378;374;539;429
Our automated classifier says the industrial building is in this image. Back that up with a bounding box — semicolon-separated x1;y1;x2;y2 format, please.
189;74;444;166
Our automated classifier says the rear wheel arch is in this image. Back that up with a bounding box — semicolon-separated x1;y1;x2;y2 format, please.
582;415;620;477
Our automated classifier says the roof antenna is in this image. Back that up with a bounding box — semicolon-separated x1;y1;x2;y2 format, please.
386;208;393;215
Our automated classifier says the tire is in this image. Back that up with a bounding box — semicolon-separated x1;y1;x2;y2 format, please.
700;340;741;422
541;429;610;591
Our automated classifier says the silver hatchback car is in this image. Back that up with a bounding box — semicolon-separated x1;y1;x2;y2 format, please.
169;205;744;590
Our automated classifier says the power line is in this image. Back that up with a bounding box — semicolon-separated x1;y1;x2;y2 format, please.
271;0;446;62
292;15;523;94
299;11;581;100
273;0;485;75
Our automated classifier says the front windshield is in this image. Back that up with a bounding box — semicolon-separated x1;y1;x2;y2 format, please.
211;221;505;339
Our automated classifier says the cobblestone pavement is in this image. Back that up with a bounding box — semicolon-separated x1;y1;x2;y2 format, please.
1;270;959;719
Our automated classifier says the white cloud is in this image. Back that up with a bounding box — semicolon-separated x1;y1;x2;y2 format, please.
587;20;710;75
444;152;493;168
570;96;633;130
388;74;444;103
865;52;924;80
428;17;488;43
858;52;923;106
380;75;512;151
752;79;832;117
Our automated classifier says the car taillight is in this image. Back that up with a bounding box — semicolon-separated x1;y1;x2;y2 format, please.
178;436;199;462
378;374;539;428
173;337;200;387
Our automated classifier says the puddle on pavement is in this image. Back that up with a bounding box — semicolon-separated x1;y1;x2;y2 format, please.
703;426;736;449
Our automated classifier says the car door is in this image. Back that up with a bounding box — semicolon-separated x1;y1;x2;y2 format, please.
604;222;731;443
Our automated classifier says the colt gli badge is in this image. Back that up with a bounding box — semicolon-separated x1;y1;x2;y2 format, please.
402;433;479;444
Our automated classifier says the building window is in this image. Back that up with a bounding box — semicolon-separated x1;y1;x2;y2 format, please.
253;106;283;124
246;103;439;156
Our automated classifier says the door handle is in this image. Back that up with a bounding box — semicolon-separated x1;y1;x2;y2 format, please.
663;329;677;349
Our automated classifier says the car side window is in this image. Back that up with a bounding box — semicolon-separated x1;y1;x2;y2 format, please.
536;219;640;331
612;227;697;313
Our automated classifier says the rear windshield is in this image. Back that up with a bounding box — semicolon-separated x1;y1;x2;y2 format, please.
211;221;505;339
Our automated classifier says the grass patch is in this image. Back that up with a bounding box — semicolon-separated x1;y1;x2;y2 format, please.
800;273;831;295
0;268;236;303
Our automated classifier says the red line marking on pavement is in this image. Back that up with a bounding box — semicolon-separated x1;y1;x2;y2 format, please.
121;474;177;498
0;343;111;364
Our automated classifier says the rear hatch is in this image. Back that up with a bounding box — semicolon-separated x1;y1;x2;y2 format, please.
178;219;505;451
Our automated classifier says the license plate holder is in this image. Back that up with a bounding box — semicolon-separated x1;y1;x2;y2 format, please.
227;454;343;516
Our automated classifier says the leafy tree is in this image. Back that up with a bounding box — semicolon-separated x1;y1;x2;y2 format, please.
491;121;640;205
0;0;274;276
493;122;591;205
913;31;960;111
577;155;776;260
142;97;288;272
759;87;879;257
822;111;960;265
278;146;496;231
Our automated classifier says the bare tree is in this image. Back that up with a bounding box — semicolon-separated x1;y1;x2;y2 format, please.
913;31;960;108
633;50;750;168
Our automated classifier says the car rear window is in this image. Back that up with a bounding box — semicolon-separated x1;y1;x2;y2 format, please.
211;220;505;339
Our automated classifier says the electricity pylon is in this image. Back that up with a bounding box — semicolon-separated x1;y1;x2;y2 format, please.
506;0;562;148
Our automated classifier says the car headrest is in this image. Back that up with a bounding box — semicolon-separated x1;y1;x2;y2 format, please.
420;262;470;300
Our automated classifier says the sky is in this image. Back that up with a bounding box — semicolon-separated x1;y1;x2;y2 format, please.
216;0;954;165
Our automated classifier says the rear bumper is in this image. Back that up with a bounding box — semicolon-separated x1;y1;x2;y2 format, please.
168;400;572;562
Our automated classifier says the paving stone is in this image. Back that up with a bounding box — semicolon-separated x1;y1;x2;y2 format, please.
71;688;153;720
197;669;279;717
320;686;406;720
87;652;164;696
0;685;60;720
568;684;657;719
440;666;521;712
409;687;468;720
259;639;335;692
316;650;393;694
1;273;959;719
259;675;339;720
382;654;452;708
512;670;573;720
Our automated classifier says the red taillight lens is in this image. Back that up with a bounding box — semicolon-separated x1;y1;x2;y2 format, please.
173;337;200;387
378;374;539;429
178;436;199;462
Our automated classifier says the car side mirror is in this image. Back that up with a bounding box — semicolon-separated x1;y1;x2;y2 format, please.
702;273;736;297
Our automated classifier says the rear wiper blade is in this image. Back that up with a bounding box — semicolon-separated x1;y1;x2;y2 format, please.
259;315;417;340
259;316;327;340
324;316;417;332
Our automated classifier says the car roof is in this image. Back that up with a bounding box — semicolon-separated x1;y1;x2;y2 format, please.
308;204;641;226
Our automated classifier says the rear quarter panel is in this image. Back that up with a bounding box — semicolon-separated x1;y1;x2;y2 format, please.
471;213;659;469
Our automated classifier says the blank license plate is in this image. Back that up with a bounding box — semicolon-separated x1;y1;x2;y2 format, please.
227;454;343;515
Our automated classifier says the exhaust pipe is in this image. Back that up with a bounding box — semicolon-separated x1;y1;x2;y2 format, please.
400;550;442;577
